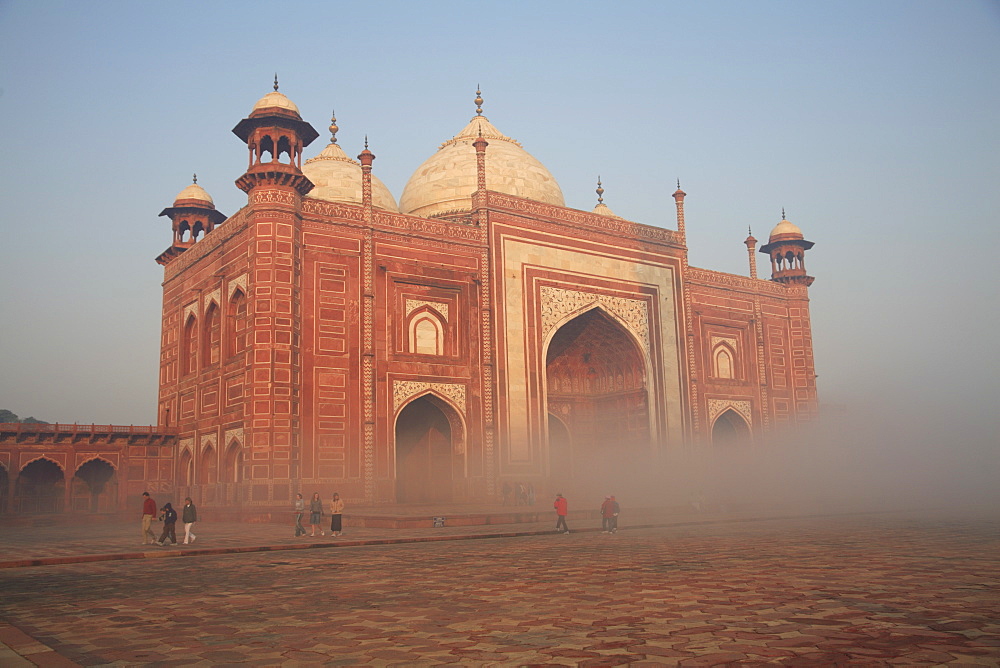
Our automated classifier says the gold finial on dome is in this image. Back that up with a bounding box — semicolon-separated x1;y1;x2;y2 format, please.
782;207;786;220
192;173;198;184
273;73;279;92
329;110;339;144
596;176;604;204
475;85;484;116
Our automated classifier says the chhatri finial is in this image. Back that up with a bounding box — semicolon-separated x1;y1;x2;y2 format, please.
748;225;752;236
677;178;681;190
596;176;605;204
192;173;198;185
475;85;484;116
329;110;339;144
364;134;369;150
782;207;786;220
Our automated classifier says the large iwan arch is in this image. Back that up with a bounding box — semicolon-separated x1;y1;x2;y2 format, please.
544;307;652;482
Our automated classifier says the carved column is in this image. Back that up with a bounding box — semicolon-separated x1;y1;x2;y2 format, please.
358;144;377;503
473;133;496;496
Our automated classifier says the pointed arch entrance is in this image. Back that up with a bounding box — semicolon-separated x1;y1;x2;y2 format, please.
16;458;65;513
72;458;118;512
394;395;463;504
0;465;8;514
711;409;751;446
545;307;651;480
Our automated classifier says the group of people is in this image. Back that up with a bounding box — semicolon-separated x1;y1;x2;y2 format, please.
140;492;197;546
293;492;345;538
551;492;620;534
141;488;618;543
501;481;536;506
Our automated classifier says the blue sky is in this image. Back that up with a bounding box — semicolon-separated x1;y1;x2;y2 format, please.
0;0;998;432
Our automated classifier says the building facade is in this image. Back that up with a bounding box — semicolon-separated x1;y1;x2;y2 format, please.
0;85;818;515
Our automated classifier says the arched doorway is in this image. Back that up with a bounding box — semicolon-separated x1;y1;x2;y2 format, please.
545;308;650;480
16;458;65;513
178;449;193;488
0;465;9;514
72;459;117;512
223;440;243;505
395;395;459;504
712;409;751;446
200;444;218;503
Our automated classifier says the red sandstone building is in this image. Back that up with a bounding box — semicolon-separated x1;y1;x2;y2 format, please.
0;85;817;515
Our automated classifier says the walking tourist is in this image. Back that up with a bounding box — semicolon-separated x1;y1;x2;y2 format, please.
600;495;614;533
610;495;620;533
293;493;307;537
553;492;570;534
182;497;197;544
329;492;345;537
157;502;178;545
141;492;157;545
309;492;324;536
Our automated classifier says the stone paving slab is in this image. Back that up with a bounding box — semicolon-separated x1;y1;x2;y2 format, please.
0;511;998;666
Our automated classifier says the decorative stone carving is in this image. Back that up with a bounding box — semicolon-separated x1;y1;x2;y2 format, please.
710;335;738;350
707;399;752;426
182;301;198;322
539;286;649;356
405;299;450;321
204;288;221;310
393;380;466;413
178;438;194;456
224;427;244;448
228;273;249;299
200;433;217;450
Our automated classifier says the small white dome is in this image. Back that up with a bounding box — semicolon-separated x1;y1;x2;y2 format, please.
592;202;621;218
252;91;300;116
769;218;803;241
173;182;214;207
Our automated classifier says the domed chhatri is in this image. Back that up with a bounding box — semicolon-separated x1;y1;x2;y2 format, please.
302;111;399;212
759;209;815;287
399;88;565;219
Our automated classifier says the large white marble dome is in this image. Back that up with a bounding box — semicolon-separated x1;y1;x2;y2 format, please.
399;97;564;219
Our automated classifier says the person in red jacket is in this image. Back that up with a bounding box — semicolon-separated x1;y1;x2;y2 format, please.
553;493;569;534
600;495;614;533
141;492;157;545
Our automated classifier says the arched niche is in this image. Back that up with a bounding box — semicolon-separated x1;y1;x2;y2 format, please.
394;394;465;504
711;408;752;446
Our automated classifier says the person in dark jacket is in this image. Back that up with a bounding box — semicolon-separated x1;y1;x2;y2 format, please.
157;502;178;546
181;497;197;544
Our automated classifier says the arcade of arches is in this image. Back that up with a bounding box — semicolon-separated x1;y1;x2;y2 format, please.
3;457;119;514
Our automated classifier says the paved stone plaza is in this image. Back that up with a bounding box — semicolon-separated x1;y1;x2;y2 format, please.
1;511;998;666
